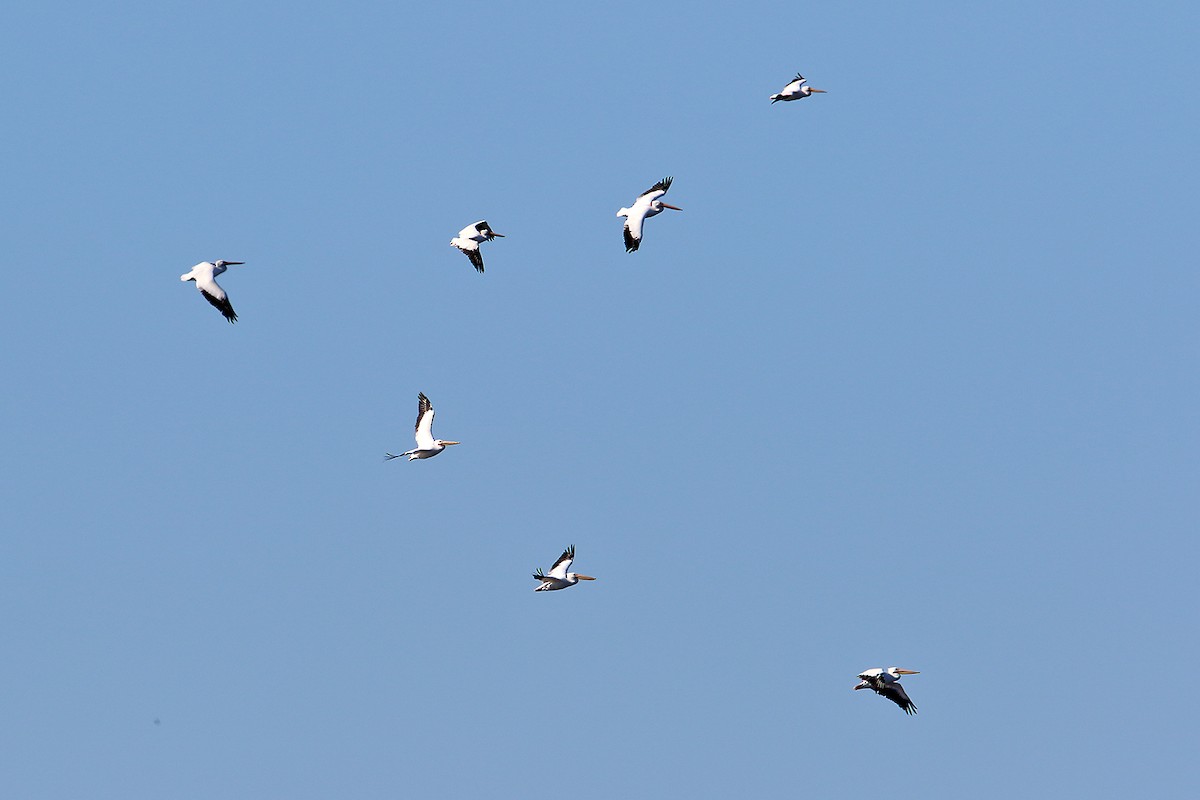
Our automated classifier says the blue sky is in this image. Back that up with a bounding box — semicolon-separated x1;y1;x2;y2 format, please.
2;1;1197;797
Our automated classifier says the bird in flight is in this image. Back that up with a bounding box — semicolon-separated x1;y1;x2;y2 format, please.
180;260;244;323
385;392;461;461
450;220;505;273
533;545;596;591
853;666;920;714
770;73;826;103
616;177;681;253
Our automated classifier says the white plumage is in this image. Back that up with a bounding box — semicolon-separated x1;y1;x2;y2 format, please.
854;667;920;714
533;545;596;591
450;220;504;273
179;260;243;323
616;177;682;253
385;392;460;461
770;73;826;103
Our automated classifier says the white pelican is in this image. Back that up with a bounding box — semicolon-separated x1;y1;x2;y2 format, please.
854;667;920;715
450;220;504;273
180;260;243;323
533;545;596;591
617;177;681;253
770;73;826;103
385;392;460;461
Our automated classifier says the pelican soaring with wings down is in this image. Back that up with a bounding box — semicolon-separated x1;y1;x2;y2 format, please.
385;392;460;461
180;260;244;323
617;177;681;253
854;667;920;715
533;545;596;591
450;220;504;273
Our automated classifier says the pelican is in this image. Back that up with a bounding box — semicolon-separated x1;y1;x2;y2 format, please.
770;73;826;103
385;392;460;461
450;220;504;273
179;260;243;323
854;667;920;715
617;176;681;253
533;545;596;591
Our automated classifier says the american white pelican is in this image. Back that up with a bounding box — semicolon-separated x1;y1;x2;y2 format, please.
617;177;681;253
854;667;920;715
385;392;460;461
533;545;596;591
770;73;826;103
180;260;243;323
450;220;504;273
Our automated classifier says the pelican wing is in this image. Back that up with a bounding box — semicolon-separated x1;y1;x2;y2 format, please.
875;681;917;715
777;74;807;95
623;209;647;253
638;176;673;200
546;545;575;580
772;74;807;102
413;393;436;450
197;279;237;323
453;240;485;273
474;220;500;241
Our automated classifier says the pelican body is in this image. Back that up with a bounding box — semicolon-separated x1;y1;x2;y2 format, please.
770;73;826;103
617;176;681;253
180;260;244;323
385;392;460;461
450;220;504;273
533;545;596;591
854;667;919;715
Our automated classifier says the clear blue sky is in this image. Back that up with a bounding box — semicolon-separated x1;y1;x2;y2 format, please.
2;1;1197;797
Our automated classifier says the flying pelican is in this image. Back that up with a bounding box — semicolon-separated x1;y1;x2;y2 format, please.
617;177;681;253
450;220;504;273
770;73;826;103
179;260;244;323
385;392;460;461
854;667;920;715
533;545;596;591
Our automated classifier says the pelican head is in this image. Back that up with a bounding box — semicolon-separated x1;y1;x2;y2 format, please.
652;201;682;212
571;574;596;581
437;440;461;447
214;260;245;268
888;667;920;677
808;88;826;94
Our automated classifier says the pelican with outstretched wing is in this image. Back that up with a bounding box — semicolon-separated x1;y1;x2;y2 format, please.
385;392;460;461
450;220;504;273
854;667;920;715
770;73;826;103
180;260;244;323
616;177;681;253
533;545;596;591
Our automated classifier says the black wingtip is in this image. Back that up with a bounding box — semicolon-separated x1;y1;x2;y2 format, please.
623;226;639;253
